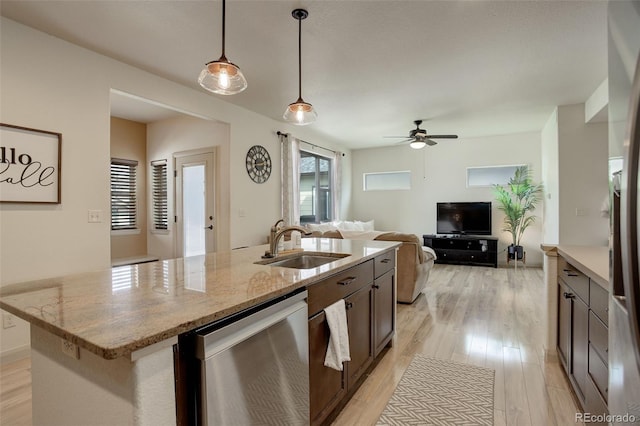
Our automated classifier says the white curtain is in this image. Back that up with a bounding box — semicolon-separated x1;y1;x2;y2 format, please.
280;133;301;226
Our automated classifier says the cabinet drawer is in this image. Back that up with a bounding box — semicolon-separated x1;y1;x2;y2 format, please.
590;282;609;326
558;256;589;303
588;344;608;402
585;376;609;425
589;311;608;364
374;251;395;279
308;260;374;317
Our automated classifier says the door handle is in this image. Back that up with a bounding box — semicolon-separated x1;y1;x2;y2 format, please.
205;225;213;230
563;292;575;299
345;302;353;310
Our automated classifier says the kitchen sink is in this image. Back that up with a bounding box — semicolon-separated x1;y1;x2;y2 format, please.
256;252;350;269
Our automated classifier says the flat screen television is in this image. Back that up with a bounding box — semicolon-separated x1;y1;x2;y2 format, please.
436;202;492;236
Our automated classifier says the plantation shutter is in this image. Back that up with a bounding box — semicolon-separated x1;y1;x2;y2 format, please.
110;158;138;230
151;159;168;230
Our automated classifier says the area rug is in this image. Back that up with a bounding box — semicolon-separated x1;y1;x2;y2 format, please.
377;355;495;425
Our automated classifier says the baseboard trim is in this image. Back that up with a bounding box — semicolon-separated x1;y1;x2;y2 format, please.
0;344;30;364
543;348;558;362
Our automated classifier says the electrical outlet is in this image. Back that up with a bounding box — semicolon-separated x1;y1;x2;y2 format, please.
61;339;80;359
88;209;103;223
3;313;16;329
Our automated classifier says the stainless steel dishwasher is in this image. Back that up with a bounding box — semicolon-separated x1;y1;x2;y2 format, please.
194;289;309;425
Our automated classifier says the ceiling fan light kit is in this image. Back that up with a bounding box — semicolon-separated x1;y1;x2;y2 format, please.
409;140;427;149
198;0;247;95
283;8;317;126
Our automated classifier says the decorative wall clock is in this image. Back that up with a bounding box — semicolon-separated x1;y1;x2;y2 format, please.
245;145;272;184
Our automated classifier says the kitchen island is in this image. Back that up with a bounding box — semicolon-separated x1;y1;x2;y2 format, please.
0;238;400;425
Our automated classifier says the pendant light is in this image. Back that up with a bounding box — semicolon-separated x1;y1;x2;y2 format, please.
198;0;247;95
283;9;317;125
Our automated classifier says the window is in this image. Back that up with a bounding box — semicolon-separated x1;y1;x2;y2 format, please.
299;151;332;224
466;164;527;187
363;171;411;191
151;159;168;231
110;158;138;231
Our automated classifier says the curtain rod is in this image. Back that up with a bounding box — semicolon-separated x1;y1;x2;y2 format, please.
277;131;343;156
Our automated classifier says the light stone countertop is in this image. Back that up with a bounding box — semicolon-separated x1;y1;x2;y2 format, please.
556;244;610;289
0;238;400;360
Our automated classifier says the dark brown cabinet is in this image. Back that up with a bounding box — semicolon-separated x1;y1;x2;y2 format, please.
557;255;609;420
558;275;588;400
345;285;373;388
308;310;347;424
373;270;395;357
557;280;571;366
307;249;396;426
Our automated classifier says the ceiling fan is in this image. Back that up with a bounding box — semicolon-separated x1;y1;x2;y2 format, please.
385;120;458;149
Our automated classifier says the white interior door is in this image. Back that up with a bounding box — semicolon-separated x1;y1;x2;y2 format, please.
175;151;215;257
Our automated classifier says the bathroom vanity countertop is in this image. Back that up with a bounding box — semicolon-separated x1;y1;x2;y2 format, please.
0;238;399;360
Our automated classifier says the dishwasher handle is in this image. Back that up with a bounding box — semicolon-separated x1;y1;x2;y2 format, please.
196;290;308;360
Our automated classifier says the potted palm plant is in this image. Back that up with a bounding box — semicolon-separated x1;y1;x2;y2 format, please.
493;166;543;261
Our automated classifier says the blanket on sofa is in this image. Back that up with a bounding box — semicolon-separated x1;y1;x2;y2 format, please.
333;230;428;264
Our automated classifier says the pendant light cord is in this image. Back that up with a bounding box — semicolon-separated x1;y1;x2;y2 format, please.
221;0;226;59
298;15;302;100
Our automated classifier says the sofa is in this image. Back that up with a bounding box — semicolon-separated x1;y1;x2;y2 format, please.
306;221;435;304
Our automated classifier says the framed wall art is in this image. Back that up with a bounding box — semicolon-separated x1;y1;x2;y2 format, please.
0;123;62;204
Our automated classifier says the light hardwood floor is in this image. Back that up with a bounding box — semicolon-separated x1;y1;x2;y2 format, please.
0;264;582;425
333;264;583;426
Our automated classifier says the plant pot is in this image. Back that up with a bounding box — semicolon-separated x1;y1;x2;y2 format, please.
508;244;524;260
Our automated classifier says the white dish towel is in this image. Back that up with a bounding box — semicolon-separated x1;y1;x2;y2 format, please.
324;299;351;371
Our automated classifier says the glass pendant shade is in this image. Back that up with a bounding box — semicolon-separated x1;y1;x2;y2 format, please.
198;0;246;95
409;140;427;149
198;58;247;95
283;99;317;126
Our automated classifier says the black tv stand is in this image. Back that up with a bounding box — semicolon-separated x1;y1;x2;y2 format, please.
423;234;498;268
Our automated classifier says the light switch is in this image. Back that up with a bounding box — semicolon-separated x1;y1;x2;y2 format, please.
88;210;103;223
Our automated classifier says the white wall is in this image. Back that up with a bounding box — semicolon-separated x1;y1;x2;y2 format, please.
351;132;544;266
557;104;609;246
0;17;350;358
147;116;231;258
541;108;560;244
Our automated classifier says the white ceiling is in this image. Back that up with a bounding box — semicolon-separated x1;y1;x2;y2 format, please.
0;0;608;150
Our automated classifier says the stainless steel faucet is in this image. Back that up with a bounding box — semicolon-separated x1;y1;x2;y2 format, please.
264;219;311;258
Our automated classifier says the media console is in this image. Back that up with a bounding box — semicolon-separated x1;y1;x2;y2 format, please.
423;235;498;268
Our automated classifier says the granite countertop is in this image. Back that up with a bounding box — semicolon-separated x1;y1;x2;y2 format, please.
556;244;609;289
0;238;399;360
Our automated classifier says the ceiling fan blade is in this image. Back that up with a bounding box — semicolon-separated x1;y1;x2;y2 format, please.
425;134;458;139
384;136;410;138
425;139;438;146
395;139;413;144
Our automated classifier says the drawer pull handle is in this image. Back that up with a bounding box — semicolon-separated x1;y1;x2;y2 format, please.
380;258;391;264
373;284;380;289
345;302;353;309
563;269;579;277
337;277;356;286
563;292;575;299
